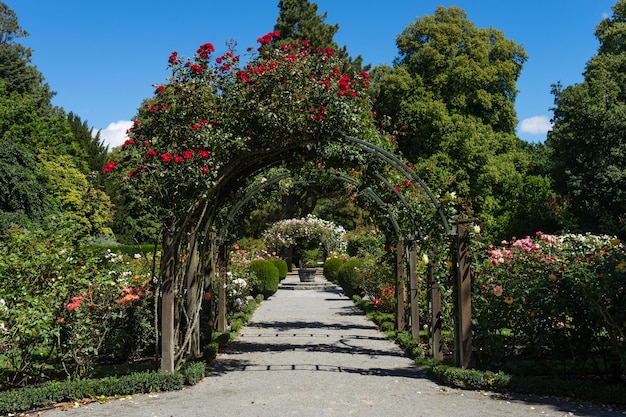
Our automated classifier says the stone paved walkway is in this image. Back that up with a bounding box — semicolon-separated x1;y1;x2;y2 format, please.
37;272;624;417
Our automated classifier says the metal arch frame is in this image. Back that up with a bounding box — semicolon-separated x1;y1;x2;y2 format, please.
339;135;453;235
202;134;452;243
216;169;405;242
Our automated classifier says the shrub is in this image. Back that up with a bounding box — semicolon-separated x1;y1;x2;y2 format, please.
181;361;206;385
269;258;288;280
323;257;344;282
431;365;511;391
0;371;184;415
336;258;362;297
344;227;384;257
203;342;219;363
248;259;279;298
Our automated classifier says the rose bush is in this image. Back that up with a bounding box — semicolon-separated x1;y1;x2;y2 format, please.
262;214;346;255
472;232;626;374
0;221;155;387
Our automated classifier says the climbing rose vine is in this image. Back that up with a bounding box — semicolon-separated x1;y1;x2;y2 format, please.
103;32;373;218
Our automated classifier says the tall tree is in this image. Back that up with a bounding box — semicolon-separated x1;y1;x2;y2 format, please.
274;0;367;71
370;6;551;240
66;112;108;175
275;0;338;49
547;0;626;237
0;2;53;109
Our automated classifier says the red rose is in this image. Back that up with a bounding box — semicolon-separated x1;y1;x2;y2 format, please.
103;161;116;173
161;153;172;163
182;150;193;159
146;149;157;158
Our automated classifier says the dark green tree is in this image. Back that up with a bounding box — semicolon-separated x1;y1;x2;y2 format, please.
274;0;367;71
547;0;626;237
66;112;108;175
0;2;53;109
369;6;551;240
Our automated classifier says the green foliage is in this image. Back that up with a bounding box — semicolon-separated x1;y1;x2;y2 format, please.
336;257;361;297
548;3;626;237
370;6;544;241
472;232;626;375
0;371;184;415
344;227;383;257
274;0;365;72
248;259;279;299
0;4;54;108
66;112;108;175
0;141;52;229
0;223;156;386
269;257;288;280
203;342;219;363
181;361;206;385
323;256;344;282
431;365;510;391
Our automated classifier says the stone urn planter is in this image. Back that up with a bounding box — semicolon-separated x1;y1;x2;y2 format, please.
298;268;317;282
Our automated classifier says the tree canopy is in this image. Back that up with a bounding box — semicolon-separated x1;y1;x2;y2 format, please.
547;0;626;237
369;6;552;240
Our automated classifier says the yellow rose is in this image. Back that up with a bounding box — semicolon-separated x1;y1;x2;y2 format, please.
504;296;514;305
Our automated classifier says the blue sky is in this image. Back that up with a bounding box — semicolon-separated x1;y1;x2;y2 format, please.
8;0;618;148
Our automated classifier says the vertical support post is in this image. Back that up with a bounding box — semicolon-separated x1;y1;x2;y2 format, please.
408;239;419;342
206;229;217;341
452;215;472;368
396;240;406;331
160;225;176;373
185;229;201;359
217;242;229;333
429;262;443;360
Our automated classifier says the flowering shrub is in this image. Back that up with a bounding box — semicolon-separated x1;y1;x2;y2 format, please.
473;232;626;374
0;223;156;386
225;240;281;311
58;250;155;377
262;214;346;255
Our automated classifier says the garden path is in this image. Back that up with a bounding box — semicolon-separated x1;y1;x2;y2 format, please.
38;272;623;417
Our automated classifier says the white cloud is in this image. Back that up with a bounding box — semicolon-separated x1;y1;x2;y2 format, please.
97;120;133;150
518;116;553;135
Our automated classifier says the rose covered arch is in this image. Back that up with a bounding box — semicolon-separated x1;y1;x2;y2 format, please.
104;32;472;371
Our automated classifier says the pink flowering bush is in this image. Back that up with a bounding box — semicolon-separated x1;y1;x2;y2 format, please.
472;232;625;374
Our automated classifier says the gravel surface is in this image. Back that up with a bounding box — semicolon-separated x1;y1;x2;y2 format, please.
35;274;625;417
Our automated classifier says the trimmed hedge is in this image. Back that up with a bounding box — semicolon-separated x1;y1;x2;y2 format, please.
336;258;361;297
269;258;288;280
249;259;279;298
323;257;344;282
0;371;184;415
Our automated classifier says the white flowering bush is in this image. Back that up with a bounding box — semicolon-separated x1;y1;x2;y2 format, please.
262;214;346;254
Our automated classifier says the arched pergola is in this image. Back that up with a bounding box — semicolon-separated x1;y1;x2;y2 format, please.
179;135;473;370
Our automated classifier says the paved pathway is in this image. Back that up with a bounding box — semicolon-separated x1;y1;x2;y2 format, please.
38;273;624;417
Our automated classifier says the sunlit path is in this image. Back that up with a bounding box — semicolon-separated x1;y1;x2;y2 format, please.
39;276;622;417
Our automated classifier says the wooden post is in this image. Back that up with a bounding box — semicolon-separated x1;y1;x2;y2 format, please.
396;240;406;331
452;215;473;368
408;240;419;342
185;230;201;359
160;226;176;373
217;243;228;333
429;262;443;360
